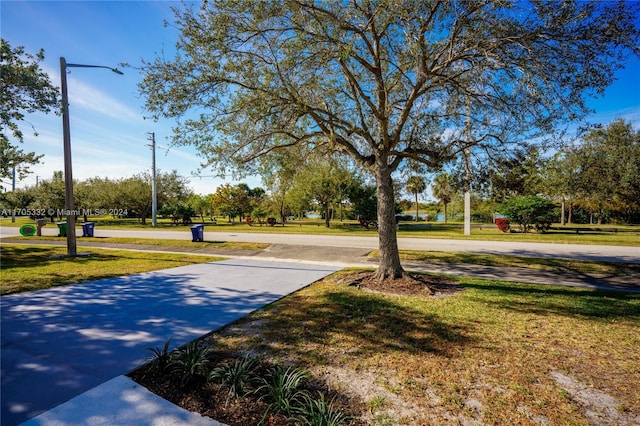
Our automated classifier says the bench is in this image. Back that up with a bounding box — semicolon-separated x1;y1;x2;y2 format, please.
358;218;378;229
550;226;618;233
456;224;489;230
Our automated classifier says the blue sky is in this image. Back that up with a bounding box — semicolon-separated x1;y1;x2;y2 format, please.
2;0;639;196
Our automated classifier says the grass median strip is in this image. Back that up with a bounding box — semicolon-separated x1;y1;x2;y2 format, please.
6;236;268;251
0;244;224;295
378;249;640;276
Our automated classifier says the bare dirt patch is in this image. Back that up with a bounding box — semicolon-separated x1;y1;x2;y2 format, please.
551;371;640;426
338;270;463;298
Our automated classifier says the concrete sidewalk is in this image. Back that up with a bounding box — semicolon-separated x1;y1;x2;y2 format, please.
1;259;339;426
4;237;639;292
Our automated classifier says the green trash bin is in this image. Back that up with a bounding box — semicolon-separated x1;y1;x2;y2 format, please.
57;221;67;237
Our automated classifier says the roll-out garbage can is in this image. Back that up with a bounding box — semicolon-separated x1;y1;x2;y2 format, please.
56;222;67;237
81;222;95;237
190;224;204;242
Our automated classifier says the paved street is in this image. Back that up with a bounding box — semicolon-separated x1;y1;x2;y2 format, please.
2;225;638;263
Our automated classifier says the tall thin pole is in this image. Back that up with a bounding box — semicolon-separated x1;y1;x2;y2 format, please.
11;165;16;223
60;57;77;256
58;57;122;255
148;132;157;227
463;97;472;236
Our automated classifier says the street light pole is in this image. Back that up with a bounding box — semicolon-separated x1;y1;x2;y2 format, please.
60;57;123;256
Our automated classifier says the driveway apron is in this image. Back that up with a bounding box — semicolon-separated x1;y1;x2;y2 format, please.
1;258;339;426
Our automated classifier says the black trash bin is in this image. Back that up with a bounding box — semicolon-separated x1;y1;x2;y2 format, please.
190;224;204;242
81;222;95;237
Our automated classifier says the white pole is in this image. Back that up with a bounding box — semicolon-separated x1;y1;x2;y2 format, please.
148;132;157;227
463;97;472;236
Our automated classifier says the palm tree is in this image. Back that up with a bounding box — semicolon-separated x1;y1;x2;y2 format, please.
406;176;426;222
432;173;454;223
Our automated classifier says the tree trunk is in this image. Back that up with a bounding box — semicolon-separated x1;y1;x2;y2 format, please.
279;200;285;225
568;202;573;224
374;157;404;281
560;196;566;226
443;202;448;223
324;203;330;228
597;204;603;225
414;193;419;222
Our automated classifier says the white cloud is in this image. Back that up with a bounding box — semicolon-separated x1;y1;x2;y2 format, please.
67;75;141;124
41;63;141;124
589;106;640;129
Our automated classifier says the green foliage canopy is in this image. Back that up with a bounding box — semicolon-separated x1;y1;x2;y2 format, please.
499;195;557;233
1;39;59;180
138;0;639;279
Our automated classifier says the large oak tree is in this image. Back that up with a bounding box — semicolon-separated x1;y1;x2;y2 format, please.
139;0;638;281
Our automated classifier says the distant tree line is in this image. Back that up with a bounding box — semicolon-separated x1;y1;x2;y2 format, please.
3;119;637;228
403;119;640;226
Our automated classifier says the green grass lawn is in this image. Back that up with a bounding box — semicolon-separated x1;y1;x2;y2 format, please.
210;271;640;425
4;215;639;246
6;236;268;251
394;250;640;276
0;244;223;295
2;241;638;423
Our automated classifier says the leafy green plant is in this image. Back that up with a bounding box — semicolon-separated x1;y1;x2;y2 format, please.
209;355;260;403
498;195;556;233
147;337;173;373
170;340;211;385
292;392;350;426
366;395;389;413
256;364;309;421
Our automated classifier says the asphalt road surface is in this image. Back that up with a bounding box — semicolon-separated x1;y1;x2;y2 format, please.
1;224;638;263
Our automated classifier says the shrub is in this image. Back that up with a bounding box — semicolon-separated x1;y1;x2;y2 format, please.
251;206;269;225
499;196;556;233
495;218;511;233
292;392;350;426
209;355;260;403
159;203;195;225
147;337;173;373
256;364;309;420
170;340;211;385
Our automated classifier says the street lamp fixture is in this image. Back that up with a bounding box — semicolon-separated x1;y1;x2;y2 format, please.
60;57;123;256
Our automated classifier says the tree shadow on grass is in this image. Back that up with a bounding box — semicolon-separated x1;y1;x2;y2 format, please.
1;245;212;295
257;286;475;365
1;260;329;426
463;281;640;320
0;245;63;267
